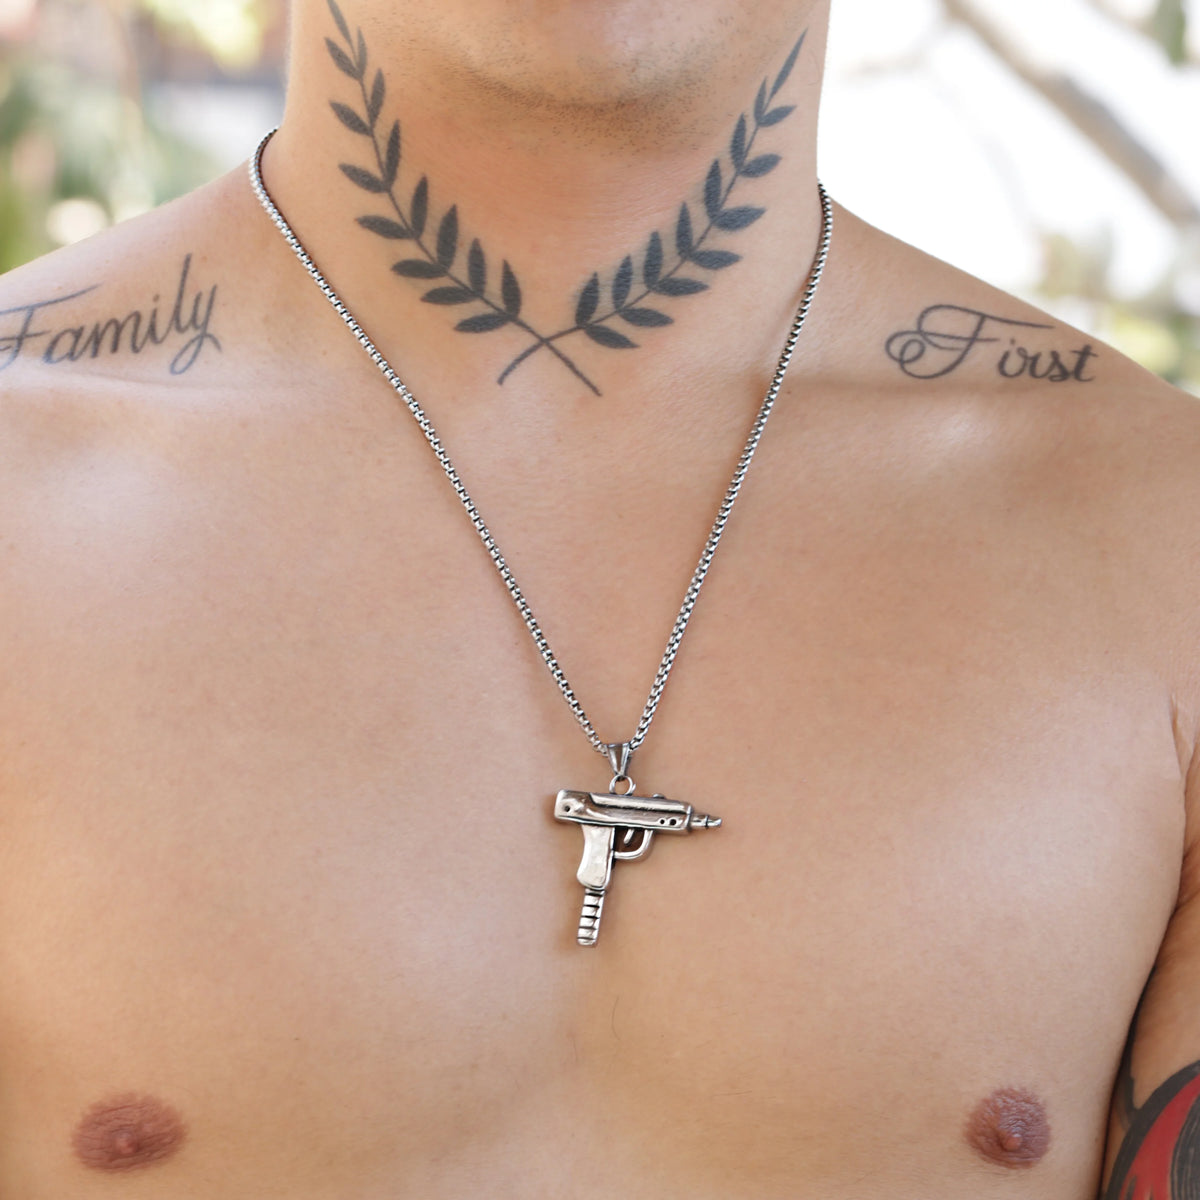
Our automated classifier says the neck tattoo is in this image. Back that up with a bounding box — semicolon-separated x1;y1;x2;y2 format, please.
250;79;833;951
323;0;806;396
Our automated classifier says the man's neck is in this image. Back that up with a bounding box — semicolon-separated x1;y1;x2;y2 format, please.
265;0;829;410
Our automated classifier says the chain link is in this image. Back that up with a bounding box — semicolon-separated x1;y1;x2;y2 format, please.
249;129;833;760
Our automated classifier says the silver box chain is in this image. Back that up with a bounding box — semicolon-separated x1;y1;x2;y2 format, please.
248;130;833;762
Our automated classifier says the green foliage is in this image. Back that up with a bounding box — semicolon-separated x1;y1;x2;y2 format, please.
1038;230;1200;395
0;49;218;272
0;0;274;273
1150;0;1189;64
139;0;276;70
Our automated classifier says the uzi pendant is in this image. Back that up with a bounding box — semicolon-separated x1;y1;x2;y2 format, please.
553;743;721;946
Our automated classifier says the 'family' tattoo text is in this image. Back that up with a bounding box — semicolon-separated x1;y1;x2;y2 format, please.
0;255;221;376
325;0;804;395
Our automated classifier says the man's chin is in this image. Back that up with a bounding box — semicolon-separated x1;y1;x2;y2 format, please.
388;0;814;115
453;51;713;118
446;16;711;111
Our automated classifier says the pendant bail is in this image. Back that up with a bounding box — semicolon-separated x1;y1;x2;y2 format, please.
606;742;632;778
606;741;633;792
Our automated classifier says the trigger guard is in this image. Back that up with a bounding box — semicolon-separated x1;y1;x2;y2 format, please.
613;828;655;861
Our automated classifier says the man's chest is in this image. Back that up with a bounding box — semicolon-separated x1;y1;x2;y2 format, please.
0;408;1186;1196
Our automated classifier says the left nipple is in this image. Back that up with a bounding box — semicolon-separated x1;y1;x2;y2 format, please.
965;1087;1051;1168
71;1092;187;1172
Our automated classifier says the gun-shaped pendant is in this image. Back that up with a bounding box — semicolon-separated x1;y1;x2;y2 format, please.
553;785;721;946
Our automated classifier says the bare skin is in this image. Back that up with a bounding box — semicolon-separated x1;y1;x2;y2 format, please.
1;1;1199;1197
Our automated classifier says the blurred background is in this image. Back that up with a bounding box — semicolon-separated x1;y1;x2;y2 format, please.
0;0;1197;392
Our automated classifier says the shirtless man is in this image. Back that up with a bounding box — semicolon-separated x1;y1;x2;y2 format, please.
0;0;1197;1194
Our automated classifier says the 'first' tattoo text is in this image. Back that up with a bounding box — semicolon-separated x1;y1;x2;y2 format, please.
886;304;1098;383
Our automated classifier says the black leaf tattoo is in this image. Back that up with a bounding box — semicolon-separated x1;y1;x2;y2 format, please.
675;206;694;259
326;39;360;81
621;307;672;328
690;248;740;269
357;215;410;239
325;7;806;395
392;260;445;279
494;33;804;378
713;206;764;231
327;0;351;43
500;262;521;318
653;277;707;297
584;326;636;350
730;115;748;170
643;233;664;288
704;162;723;221
321;7;605;384
575;274;601;326
613;256;634;309
772;31;805;97
382;122;400;187
423;286;475;305
410;177;428;239
457;312;511;333
468;240;486;293
741;153;780;178
436;207;459;269
754;81;768;124
332;102;370;134
367;69;385;125
340;163;386;192
759;104;795;127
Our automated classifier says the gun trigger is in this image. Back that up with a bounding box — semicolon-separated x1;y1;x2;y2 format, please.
613;828;655;861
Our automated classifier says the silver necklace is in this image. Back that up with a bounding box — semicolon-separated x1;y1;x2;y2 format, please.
249;129;833;945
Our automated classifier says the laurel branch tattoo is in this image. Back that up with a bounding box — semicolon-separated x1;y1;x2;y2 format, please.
326;0;802;394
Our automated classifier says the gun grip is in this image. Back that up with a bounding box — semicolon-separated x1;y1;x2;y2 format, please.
577;824;616;891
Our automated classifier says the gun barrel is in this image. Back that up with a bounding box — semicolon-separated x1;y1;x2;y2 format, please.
555;789;714;834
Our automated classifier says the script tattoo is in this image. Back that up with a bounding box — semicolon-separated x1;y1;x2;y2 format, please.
885;304;1098;383
0;254;220;375
325;0;803;395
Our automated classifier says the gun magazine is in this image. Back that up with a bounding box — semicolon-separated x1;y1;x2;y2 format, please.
577;888;605;946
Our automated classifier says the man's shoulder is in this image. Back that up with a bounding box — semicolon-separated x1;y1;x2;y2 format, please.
0;165;337;491
2;165;279;392
0;167;334;626
823;211;1200;681
832;208;1200;495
